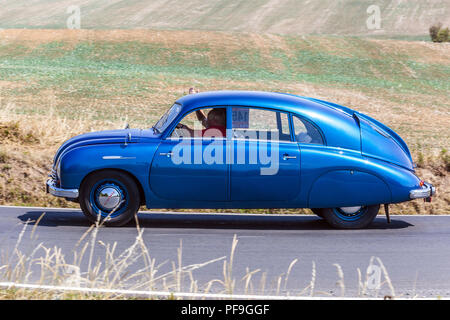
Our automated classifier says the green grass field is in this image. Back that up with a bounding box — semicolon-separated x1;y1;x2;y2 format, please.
1;31;448;127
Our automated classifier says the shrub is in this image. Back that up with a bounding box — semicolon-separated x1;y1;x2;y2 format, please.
0;122;39;144
429;22;449;42
436;27;449;43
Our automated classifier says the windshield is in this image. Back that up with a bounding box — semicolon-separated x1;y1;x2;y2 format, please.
153;103;182;133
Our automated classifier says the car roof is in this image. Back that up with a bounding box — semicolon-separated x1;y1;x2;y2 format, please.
175;91;361;150
176;90;351;116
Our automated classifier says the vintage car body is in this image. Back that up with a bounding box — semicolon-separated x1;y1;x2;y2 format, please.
47;91;435;228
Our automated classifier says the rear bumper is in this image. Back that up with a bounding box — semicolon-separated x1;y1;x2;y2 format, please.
46;179;79;199
409;182;436;200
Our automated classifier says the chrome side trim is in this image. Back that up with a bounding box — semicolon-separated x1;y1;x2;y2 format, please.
409;182;435;199
46;179;79;199
102;156;136;160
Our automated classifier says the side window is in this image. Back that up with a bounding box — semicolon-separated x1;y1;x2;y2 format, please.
169;107;226;139
231;107;291;142
292;116;324;145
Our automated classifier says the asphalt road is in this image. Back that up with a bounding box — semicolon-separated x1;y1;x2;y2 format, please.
1;205;450;298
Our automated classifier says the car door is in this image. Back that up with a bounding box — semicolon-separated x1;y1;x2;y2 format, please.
149;107;228;201
229;107;301;201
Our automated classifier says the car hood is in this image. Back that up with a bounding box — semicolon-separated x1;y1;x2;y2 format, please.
52;129;157;166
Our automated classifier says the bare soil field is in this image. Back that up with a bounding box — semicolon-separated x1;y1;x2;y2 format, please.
1;0;449;37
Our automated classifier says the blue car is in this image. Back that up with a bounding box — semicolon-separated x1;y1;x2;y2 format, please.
46;91;435;228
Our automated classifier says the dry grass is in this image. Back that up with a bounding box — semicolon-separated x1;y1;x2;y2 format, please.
0;217;402;300
0;102;114;208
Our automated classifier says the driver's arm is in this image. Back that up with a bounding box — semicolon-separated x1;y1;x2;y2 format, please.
195;110;207;127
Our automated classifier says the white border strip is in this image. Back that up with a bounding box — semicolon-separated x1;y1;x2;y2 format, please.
0;282;438;300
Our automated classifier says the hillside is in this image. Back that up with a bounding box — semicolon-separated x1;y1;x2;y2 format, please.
0;29;448;213
0;0;449;36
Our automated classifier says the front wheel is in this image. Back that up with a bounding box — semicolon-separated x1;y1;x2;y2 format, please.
79;170;140;226
317;205;380;229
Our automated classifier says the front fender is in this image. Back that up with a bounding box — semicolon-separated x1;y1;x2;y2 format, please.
59;143;158;196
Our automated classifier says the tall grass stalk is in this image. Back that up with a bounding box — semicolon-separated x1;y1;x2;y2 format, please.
0;217;399;299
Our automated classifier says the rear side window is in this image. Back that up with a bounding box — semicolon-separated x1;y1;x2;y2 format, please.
292;116;324;145
231;107;291;142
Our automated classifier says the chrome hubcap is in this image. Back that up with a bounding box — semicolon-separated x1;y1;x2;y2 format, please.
339;206;362;215
97;186;121;210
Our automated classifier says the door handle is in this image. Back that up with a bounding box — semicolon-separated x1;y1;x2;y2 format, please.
159;152;173;158
282;154;297;160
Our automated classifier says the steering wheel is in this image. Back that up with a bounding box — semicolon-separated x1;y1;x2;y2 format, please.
173;123;191;138
172;128;180;138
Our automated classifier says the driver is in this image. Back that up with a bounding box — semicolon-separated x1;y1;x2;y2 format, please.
177;108;226;138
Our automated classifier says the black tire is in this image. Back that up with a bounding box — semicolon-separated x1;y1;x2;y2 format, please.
319;205;380;229
79;170;140;227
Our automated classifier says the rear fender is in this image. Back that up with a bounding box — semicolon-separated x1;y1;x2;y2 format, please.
308;169;391;208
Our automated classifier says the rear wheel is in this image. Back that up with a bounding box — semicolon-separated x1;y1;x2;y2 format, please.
79;170;140;226
317;205;380;229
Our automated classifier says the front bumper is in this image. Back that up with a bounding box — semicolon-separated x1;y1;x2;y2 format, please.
46;178;79;199
409;182;436;200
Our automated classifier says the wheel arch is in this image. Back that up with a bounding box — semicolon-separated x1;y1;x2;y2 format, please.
307;169;392;208
80;168;146;206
